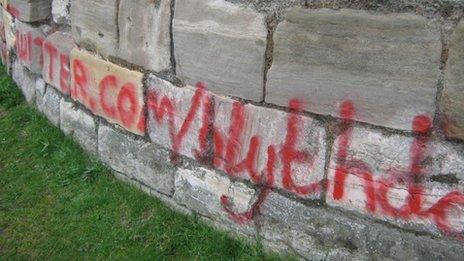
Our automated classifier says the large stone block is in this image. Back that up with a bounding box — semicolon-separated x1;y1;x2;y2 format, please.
60;99;97;154
442;21;464;140
1;7;14;50
70;48;145;135
12;59;36;103
147;75;212;160
52;0;70;25
0;8;10;70
258;192;464;260
173;164;257;238
98;125;175;195
15;21;48;74
173;0;267;101
70;0;118;57
0;7;14;73
42;31;74;95
326;121;464;236
118;0;171;72
266;8;441;130
213;95;327;199
36;83;61;126
8;0;51;22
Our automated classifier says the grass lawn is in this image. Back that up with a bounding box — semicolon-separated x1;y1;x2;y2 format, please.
0;65;283;260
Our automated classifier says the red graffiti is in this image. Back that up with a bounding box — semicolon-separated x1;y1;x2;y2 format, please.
59;54;70;93
147;83;464;235
117;83;139;127
213;101;262;183
70;58;144;133
6;4;19;18
331;101;464;236
43;41;58;80
15;31;32;62
280;99;323;195
147;82;212;160
42;39;71;94
148;84;324;222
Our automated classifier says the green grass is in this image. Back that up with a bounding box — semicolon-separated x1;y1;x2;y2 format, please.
0;65;282;260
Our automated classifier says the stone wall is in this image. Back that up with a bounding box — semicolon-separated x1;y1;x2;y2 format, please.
2;0;464;259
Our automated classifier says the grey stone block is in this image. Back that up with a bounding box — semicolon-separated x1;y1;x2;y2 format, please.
36;83;61;126
52;0;70;25
60;99;97;154
258;192;464;260
443;21;464;140
98;125;175;195
266;8;441;130
9;0;52;22
326;124;464;236
12;59;36;103
118;0;171;72
71;0;118;57
173;0;267;101
173;165;257;238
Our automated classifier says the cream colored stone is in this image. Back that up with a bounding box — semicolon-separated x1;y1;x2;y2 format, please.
70;48;145;135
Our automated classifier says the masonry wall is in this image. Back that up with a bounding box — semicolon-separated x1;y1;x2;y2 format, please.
2;0;464;259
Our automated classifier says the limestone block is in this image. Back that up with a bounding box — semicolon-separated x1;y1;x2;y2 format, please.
71;0;118;57
15;21;47;74
98;125;175;195
118;0;171;72
442;21;464;140
36;83;61;126
173;0;267;101
70;48;145;135
147;75;211;160
267;8;441;130
60;99;97;154
326;123;464;236
42;31;74;95
213;95;327;199
9;0;52;22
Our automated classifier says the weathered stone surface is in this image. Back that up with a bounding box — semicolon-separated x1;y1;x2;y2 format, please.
173;0;267;101
118;0;171;72
326;124;464;236
52;0;70;25
0;8;9;68
35;77;46;97
147;75;211;160
60;99;97;154
12;59;36;103
15;21;47;74
36;83;61;126
213;95;327;199
266;8;441;130
0;7;12;72
0;41;8;69
259;192;464;260
70;48;145;135
443;21;464;140
9;0;52;22
42;31;74;95
70;0;118;57
98;125;175;195
1;7;14;50
173;164;257;238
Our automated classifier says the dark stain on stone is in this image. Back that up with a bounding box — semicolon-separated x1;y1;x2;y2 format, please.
430;173;460;185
